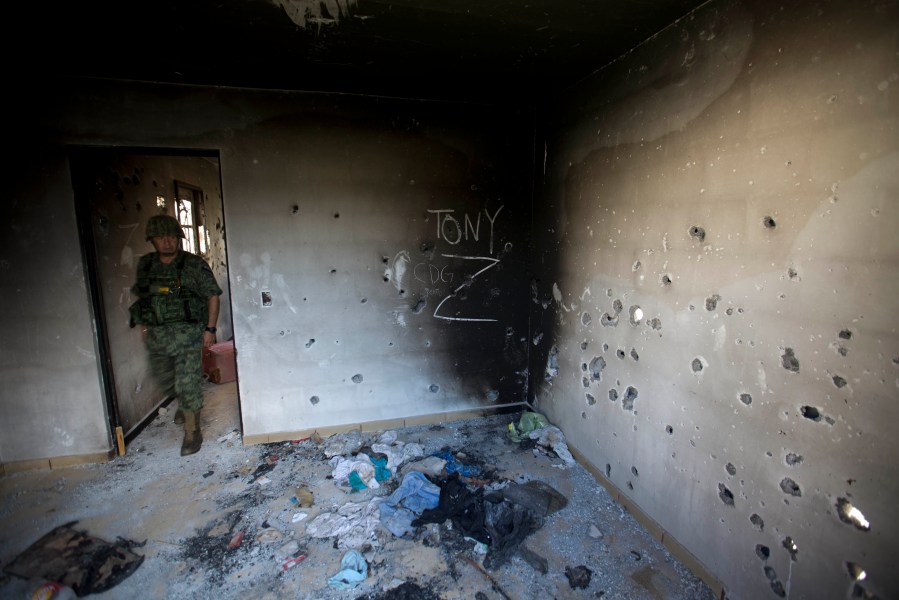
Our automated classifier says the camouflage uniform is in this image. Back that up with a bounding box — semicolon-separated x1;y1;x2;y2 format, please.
131;249;222;413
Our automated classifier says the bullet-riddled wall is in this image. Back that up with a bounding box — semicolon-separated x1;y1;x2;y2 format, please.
0;79;533;464
530;0;898;598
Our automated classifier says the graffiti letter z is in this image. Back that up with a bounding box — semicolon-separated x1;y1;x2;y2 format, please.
433;254;500;322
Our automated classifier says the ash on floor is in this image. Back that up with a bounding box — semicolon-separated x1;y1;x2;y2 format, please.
0;382;716;599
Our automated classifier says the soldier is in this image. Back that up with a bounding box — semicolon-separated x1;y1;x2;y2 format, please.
129;214;222;455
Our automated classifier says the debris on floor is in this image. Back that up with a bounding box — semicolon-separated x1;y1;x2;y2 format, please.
0;383;718;599
2;521;144;596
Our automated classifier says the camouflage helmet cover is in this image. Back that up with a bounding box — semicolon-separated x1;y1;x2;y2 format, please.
145;214;185;241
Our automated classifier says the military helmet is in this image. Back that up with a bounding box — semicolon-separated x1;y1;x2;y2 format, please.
145;214;185;241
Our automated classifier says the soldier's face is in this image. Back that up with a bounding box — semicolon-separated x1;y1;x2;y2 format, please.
151;235;179;256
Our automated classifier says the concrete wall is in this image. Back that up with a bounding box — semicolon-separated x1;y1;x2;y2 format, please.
1;77;532;464
530;1;898;598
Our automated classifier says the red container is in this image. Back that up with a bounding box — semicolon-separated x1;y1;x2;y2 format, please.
203;340;237;384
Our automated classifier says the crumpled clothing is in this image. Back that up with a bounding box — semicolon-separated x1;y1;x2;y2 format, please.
305;498;385;549
432;449;480;477
328;549;368;590
330;456;380;489
529;425;576;465
378;471;441;537
400;456;447;478
323;430;364;458
507;412;549;442
371;441;424;471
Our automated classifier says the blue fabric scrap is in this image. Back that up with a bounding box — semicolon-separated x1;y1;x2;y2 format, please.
432;449;481;477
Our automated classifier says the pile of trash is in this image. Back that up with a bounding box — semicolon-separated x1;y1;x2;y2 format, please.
296;411;574;589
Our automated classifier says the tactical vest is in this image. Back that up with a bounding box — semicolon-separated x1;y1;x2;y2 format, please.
129;252;207;328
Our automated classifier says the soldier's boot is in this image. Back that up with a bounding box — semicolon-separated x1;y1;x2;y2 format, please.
180;409;203;456
174;409;185;425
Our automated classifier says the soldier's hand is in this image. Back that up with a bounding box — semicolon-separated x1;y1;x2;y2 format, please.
203;331;216;348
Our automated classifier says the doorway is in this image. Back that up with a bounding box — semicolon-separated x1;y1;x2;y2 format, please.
70;147;235;442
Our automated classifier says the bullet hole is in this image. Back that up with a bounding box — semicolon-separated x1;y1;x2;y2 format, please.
351;374;363;384
412;299;427;314
383;276;390;282
705;294;721;311
755;544;770;560
429;384;440;393
609;389;619;402
628;305;644;325
532;331;544;346
603;343;609;351
309;395;320;405
739;393;752;406
486;390;499;401
839;329;852;340
622;386;638;411
726;463;737;476
580;341;589;350
582;377;590;388
845;562;866;582
781;348;800;373
836;498;871;531
782;537;798;561
333;212;340;219
691;357;706;373
600;313;619;327
586;393;596;405
800;406;821;421
582;412;587;420
833;375;847;388
718;484;735;506
261;291;273;306
617;349;626;360
382;256;389;264
764;216;776;229
605;464;611;478
665;425;673;435
750;514;765;531
582;312;592;326
835;344;849;357
329;268;337;274
612;299;623;315
786;453;803;466
627;482;634;491
660;273;673;286
291;205;299;215
689;226;706;242
631;466;639;477
360;298;368;304
581;363;588;372
780;478;801;497
630;348;639;361
649;318;662;331
765;567;786;598
399;289;406;297
420;241;434;258
589;356;607;381
787;267;800;281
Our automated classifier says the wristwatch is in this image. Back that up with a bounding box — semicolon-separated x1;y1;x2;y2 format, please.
205;326;217;334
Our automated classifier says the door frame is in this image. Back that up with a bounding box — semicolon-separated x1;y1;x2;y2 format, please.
69;145;230;444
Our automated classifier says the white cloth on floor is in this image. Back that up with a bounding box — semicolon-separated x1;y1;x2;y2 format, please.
329;456;380;489
529;425;576;465
305;497;385;549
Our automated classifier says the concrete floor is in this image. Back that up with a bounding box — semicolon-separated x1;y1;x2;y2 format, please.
0;381;716;599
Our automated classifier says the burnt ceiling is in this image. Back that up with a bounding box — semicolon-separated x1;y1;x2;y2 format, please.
29;0;707;103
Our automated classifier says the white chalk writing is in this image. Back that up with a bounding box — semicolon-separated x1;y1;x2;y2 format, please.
427;205;504;254
432;254;500;322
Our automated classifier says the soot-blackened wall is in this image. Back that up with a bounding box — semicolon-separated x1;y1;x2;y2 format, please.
0;78;533;464
530;0;898;598
227;98;534;438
